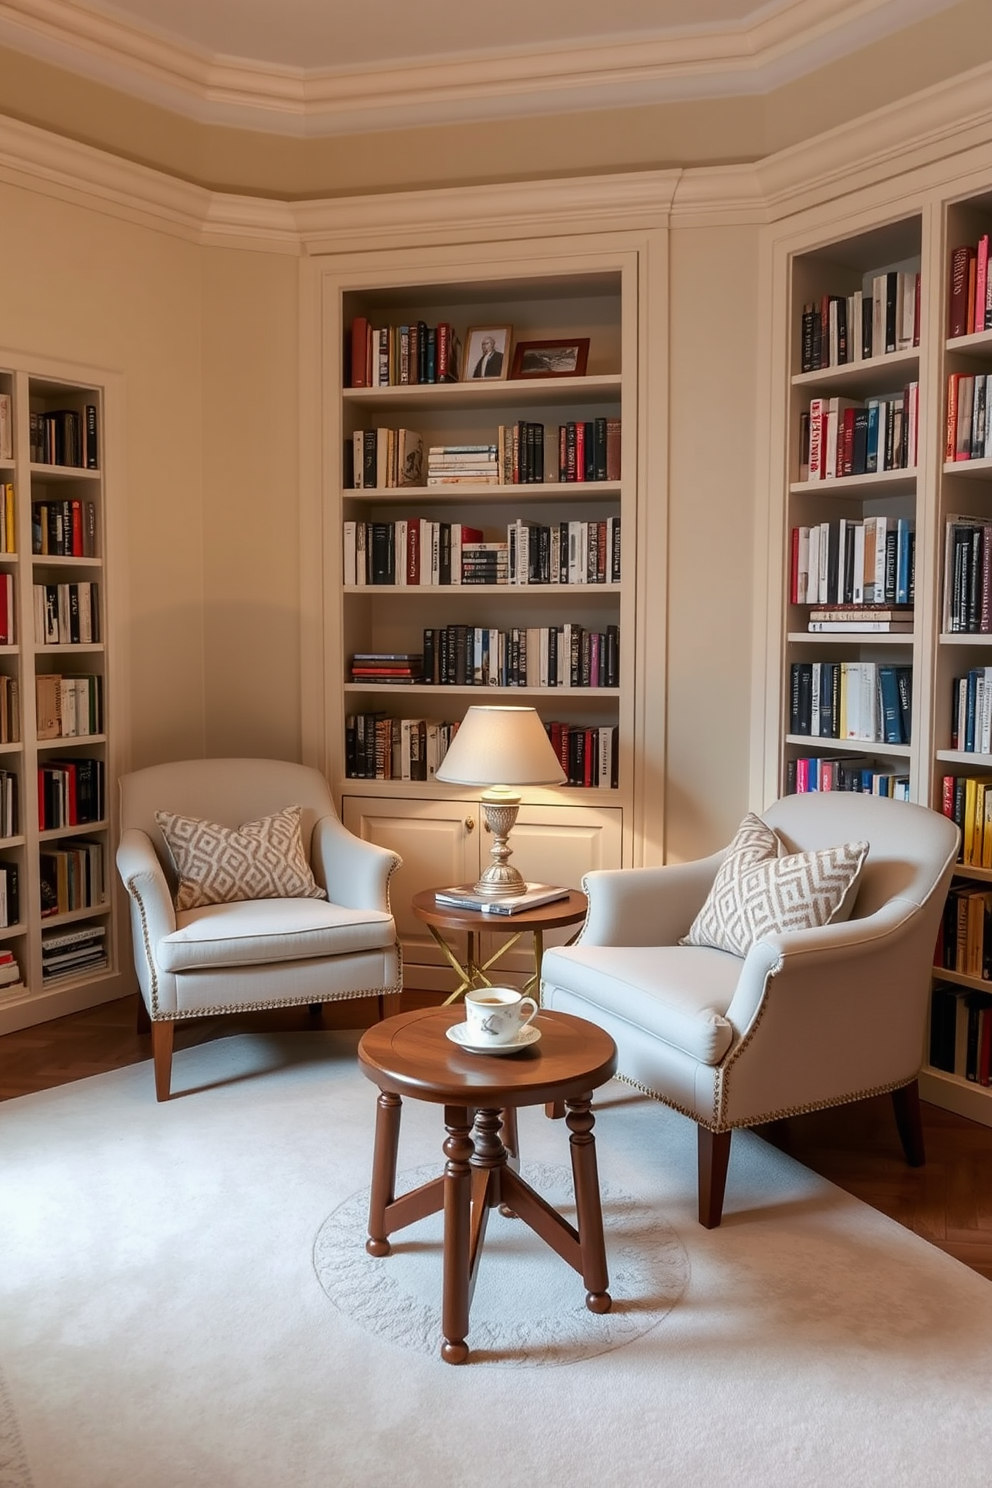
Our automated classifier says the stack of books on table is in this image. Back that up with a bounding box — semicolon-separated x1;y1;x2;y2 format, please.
427;444;499;485
41;923;107;983
806;606;914;633
349;653;424;684
434;883;570;915
0;946;23;1000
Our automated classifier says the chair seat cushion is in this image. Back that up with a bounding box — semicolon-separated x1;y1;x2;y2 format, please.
157;897;396;973
541;944;739;1065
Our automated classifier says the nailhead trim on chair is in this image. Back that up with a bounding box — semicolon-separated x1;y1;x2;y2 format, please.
612;1068;923;1132
124;875;403;1023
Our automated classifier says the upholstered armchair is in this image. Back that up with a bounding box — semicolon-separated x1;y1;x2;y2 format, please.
540;792;959;1227
116;758;402;1100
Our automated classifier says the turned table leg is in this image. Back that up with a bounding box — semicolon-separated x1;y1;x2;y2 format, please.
565;1093;611;1314
441;1105;475;1364
366;1091;402;1257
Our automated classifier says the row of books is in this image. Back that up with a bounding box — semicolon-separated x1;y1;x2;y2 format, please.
0;395;11;461
929;984;992;1081
39;840;105;917
421;624;620;690
0;769;16;837
32;499;98;558
36;674;102;739
800;387;918;481
31;407;99;469
41;922;107;982
350;428;424;489
349;317;461;387
786;756;909;796
789;660;912;743
33;583;100;646
349;421;622;490
346;714;456;780
948;238;992;339
942;516;992;633
349;654;423;684
550;722;619;788
344;517;621;587
790;517;915;608
0;676;18;744
0;483;14;554
799;271;920;372
0;861;18;928
951;673;992;754
940;775;992;868
945;373;992;465
38;758;104;830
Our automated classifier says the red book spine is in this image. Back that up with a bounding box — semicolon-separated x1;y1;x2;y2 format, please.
942;774;956;816
913;271;922;347
976;236;989;336
949;246;973;338
349;316;371;388
790;526;800;604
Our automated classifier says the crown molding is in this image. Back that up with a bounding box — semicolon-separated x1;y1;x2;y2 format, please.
0;0;959;138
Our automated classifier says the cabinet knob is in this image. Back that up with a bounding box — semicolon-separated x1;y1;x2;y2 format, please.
465;817;475;832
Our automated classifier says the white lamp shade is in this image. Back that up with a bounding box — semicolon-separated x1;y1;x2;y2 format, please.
435;706;567;787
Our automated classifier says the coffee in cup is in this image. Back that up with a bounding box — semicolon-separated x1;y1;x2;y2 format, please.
464;986;539;1045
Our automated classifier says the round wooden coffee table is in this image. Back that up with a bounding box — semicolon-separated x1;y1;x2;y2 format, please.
411;887;588;1003
357;1005;618;1365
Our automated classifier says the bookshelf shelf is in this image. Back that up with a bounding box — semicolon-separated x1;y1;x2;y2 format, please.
343;373;621;414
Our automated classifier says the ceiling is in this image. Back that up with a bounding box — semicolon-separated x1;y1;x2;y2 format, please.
0;0;963;136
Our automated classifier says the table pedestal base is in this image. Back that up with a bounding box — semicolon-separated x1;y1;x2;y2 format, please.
365;1093;611;1363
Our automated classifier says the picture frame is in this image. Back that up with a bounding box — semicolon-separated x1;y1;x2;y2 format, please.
510;337;590;380
462;325;512;382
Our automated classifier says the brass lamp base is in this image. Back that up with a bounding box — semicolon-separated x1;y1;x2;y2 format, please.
472;788;527;899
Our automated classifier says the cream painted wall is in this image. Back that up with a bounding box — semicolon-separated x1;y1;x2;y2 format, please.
199;246;301;761
0;181;207;769
664;223;760;862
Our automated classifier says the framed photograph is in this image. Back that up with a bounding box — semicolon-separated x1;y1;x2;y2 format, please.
462;325;512;382
510;337;590;379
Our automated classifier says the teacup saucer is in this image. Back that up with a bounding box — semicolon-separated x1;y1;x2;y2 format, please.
445;1021;542;1056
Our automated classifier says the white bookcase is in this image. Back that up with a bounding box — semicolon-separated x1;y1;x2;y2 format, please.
0;352;127;1034
309;246;642;988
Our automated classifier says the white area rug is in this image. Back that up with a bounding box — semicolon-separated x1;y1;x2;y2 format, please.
3;1030;992;1487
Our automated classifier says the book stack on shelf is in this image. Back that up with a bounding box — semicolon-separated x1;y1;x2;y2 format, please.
421;623;619;689
37;757;104;829
30;405;98;468
35;674;101;738
0;571;14;645
33;582;100;645
940;774;992;864
32;498;97;556
929;981;992;1085
0;947;23;1001
0;861;18;927
787;755;909;797
0;768;16;836
0;677;18;743
551;722;618;788
943;516;992;632
349;316;461;387
351;428;424;489
948;238;992;340
427;443;499;486
40;923;107;983
800;271;920;371
950;671;992;753
801;388;918;481
790;517;915;609
39;840;104;917
806;606;914;634
789;660;911;744
348;653;423;685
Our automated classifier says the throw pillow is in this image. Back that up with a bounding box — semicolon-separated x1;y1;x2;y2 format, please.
681;812;781;951
155;804;327;911
683;816;868;958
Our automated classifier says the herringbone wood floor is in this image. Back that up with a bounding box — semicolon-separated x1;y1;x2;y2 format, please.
3;992;992;1280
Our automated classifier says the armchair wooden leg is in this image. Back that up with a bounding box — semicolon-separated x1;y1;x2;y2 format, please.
891;1079;926;1168
135;997;151;1036
151;1021;175;1102
698;1126;732;1229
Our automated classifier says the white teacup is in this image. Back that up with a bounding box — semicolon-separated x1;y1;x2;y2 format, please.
464;986;539;1045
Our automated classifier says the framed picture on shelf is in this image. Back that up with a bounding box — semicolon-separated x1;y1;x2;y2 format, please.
510;338;590;379
462;326;512;382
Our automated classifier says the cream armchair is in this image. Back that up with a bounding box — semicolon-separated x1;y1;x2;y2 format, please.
540;792;959;1227
116;758;402;1100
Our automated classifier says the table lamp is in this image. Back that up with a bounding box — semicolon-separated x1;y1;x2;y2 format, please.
435;705;567;898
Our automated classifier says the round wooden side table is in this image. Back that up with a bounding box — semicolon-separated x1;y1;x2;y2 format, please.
357;1005;618;1365
411;887;588;1004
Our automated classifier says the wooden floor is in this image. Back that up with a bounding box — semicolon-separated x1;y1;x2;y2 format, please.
3;991;992;1281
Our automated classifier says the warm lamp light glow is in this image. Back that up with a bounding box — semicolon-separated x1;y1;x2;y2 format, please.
435;706;566;897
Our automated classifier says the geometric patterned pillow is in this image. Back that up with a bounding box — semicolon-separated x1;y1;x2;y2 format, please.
683;827;868;959
154;804;327;911
681;812;782;950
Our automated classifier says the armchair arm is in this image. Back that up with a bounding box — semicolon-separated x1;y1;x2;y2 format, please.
116;828;177;944
311;813;400;913
579;853;724;948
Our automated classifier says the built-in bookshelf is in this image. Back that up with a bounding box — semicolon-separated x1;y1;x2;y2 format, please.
316;255;639;990
768;187;992;1128
0;353;123;1034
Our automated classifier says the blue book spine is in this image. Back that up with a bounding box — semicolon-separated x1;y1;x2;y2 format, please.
866;400;880;472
